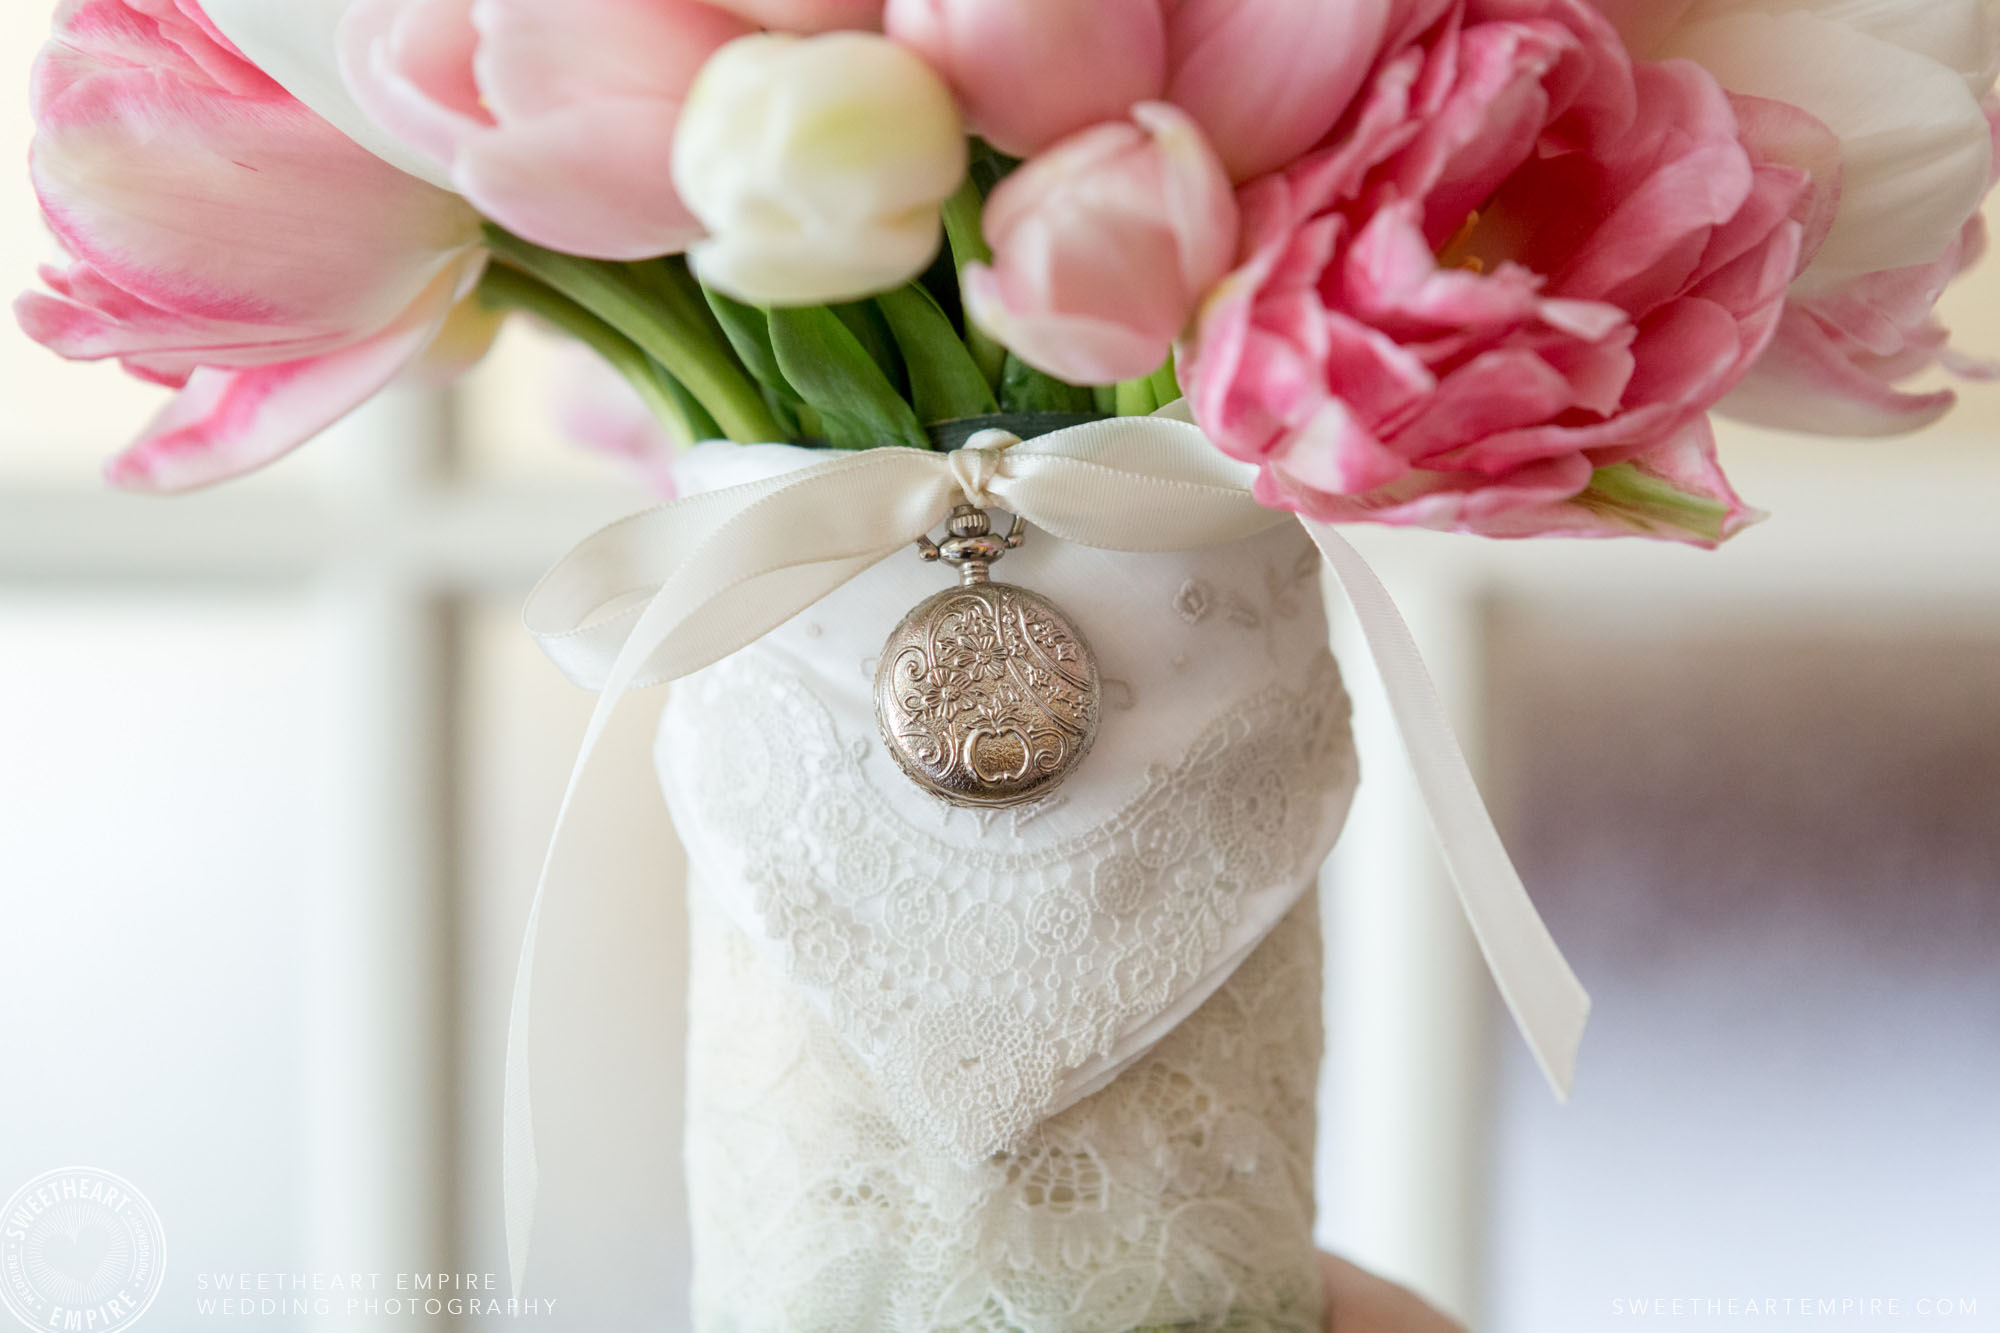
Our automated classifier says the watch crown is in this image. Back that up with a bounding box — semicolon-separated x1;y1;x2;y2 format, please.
919;505;1028;586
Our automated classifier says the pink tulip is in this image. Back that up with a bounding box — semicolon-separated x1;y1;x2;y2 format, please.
963;102;1236;385
700;0;883;32
1166;0;1395;183
1183;0;1814;546
885;0;1166;157
16;0;486;492
339;0;752;261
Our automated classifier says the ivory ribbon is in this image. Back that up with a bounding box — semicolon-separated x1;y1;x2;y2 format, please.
504;413;1591;1296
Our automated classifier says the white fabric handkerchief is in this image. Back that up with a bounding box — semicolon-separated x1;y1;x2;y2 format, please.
656;442;1359;1160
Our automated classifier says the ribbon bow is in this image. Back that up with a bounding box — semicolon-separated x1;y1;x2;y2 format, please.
506;411;1591;1295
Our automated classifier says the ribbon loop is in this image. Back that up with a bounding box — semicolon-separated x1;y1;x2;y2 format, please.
504;412;1591;1298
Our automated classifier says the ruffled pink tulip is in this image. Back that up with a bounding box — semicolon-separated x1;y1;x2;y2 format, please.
1581;0;1699;56
16;0;486;492
700;0;882;32
1184;0;1817;546
339;0;752;261
885;0;1166;157
963;102;1236;385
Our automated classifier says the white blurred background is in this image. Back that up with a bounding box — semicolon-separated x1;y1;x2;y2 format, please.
1;3;1995;1329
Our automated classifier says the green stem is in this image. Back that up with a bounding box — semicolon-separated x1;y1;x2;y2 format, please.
939;176;1008;389
483;226;784;443
633;258;732;354
1147;349;1181;408
477;263;702;449
1114;375;1158;416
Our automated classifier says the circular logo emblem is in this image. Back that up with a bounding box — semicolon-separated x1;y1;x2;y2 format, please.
1;1168;165;1333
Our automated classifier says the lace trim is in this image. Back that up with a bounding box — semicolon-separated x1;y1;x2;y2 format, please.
669;659;1354;1160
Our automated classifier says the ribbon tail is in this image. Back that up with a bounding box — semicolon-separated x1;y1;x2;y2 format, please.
501;887;541;1300
503;550;818;1298
503;602;645;1301
1303;519;1591;1099
505;522;939;1295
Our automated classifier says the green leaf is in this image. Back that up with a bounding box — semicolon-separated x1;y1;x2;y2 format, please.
939;176;1007;388
832;301;906;397
768;305;928;450
940;174;993;270
697;288;804;437
999;354;1095;414
967;138;1020;198
875;283;999;423
702;289;786;394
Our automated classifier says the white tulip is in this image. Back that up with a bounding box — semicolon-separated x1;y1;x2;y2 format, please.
672;32;967;306
1637;0;2000;294
197;0;455;189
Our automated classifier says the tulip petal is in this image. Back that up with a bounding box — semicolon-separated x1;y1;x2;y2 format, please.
471;0;745;118
1661;11;1994;288
1168;0;1391;182
1685;0;2000;99
454;101;704;260
700;0;883;33
1721;305;1958;436
199;0;457;186
339;0;489;168
17;273;355;374
1567;419;1761;547
1589;0;1702;55
887;0;1166;158
963;263;1170;385
105;270;461;492
31;45;478;335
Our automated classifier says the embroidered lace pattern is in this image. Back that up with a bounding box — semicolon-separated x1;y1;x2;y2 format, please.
684;885;1327;1333
667;660;1354;1162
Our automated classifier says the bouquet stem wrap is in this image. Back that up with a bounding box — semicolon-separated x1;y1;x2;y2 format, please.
508;410;1591;1304
662;439;1349;1323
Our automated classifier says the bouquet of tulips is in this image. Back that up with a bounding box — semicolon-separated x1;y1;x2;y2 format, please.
22;3;2000;1327
20;0;1998;545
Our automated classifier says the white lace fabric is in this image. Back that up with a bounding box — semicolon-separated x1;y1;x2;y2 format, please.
657;443;1358;1330
684;884;1328;1333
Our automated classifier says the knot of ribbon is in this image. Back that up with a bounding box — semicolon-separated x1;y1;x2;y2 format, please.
948;428;1018;508
503;411;1591;1297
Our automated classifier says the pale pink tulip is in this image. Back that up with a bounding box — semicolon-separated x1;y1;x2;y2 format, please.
17;0;486;492
1184;0;1815;546
339;0;752;260
699;0;882;31
1166;0;1394;183
1592;0;2000;435
1724;166;2000;436
554;345;680;495
885;0;1166;157
963;102;1236;385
